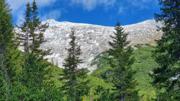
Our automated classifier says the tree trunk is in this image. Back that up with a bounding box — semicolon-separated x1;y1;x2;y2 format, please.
120;94;125;101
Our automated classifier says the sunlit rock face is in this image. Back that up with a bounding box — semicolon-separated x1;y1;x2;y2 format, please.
16;19;162;71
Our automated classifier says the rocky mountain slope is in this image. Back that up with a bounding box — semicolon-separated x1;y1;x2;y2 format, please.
16;19;163;71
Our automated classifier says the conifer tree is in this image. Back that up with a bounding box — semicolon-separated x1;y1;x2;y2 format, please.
61;29;89;101
18;2;31;54
152;0;180;100
108;23;137;101
18;0;49;100
0;0;20;100
30;0;48;55
0;0;13;99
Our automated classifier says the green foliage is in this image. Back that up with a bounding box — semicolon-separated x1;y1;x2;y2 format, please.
39;64;64;101
30;0;48;55
0;0;21;100
93;45;158;101
133;45;157;101
152;0;180;100
94;86;113;101
61;29;90;101
87;75;113;100
107;23;137;101
1;0;180;100
15;1;52;100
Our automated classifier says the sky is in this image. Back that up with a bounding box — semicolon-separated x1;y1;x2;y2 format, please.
7;0;160;26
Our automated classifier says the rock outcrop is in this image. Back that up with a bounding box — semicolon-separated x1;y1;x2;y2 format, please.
16;19;163;71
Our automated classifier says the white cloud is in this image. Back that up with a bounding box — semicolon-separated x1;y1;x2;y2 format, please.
6;0;26;12
42;10;61;20
117;0;158;15
7;0;56;12
7;0;158;24
71;0;117;11
6;0;57;24
70;0;158;13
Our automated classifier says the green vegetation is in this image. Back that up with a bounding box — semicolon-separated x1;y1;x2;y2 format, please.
0;0;179;100
0;0;21;100
152;0;180;100
25;45;157;101
92;45;158;101
61;30;89;101
132;45;157;101
107;23;137;101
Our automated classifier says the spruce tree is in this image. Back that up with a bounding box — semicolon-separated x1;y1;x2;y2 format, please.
61;29;89;101
18;0;49;100
18;2;31;54
108;23;136;101
0;0;13;99
0;0;20;100
30;0;48;55
152;0;180;100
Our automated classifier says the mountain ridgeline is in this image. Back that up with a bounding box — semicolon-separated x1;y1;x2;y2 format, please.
16;19;162;71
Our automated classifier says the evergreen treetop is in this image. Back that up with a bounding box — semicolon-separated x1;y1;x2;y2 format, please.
107;23;136;101
61;29;89;101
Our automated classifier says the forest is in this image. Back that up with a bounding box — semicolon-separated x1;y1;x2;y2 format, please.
0;0;179;101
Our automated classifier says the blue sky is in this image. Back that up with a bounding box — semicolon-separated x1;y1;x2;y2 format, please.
7;0;160;26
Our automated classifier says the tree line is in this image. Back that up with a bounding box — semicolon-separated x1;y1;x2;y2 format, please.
0;0;179;101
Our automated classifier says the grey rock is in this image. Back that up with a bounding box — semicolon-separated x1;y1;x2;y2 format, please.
16;19;163;71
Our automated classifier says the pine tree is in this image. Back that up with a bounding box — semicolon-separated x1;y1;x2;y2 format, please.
152;0;180;100
108;23;137;101
0;0;20;100
61;29;89;101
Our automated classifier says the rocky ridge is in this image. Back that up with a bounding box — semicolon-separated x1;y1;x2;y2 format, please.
16;19;163;71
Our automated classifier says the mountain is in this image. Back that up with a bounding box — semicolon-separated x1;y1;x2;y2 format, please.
16;19;162;71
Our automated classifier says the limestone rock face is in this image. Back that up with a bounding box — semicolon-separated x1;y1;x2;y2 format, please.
16;19;162;71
